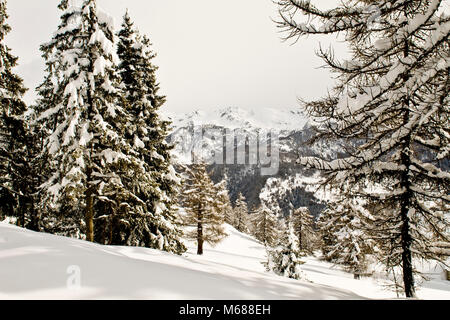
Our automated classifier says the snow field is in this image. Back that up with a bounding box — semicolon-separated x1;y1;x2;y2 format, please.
0;223;448;300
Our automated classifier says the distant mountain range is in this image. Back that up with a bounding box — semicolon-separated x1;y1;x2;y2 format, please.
166;106;309;131
164;107;342;218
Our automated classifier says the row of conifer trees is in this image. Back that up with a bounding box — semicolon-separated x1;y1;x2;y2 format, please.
0;0;189;252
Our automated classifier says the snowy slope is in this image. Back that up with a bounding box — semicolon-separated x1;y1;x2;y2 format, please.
0;222;449;300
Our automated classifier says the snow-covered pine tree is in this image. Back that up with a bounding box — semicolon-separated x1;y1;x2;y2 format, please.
322;198;373;278
35;0;154;246
0;0;32;225
265;220;304;280
181;161;227;255
111;11;186;253
233;192;250;233
214;172;235;226
8;119;46;232
290;207;316;255
33;1;86;236
214;174;234;226
277;0;449;297
251;205;278;247
317;203;341;262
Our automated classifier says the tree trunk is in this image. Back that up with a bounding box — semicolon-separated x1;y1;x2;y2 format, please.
197;207;204;255
28;200;40;232
400;145;415;298
85;180;94;242
84;29;96;243
400;204;415;297
197;220;204;255
298;223;303;251
110;203;120;245
18;201;25;228
399;24;415;298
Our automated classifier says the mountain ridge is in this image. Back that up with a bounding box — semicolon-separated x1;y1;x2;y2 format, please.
164;106;329;218
164;106;310;132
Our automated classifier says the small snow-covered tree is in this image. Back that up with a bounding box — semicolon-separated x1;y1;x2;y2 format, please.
233;192;250;233
181;162;227;255
290;207;316;254
322;198;373;277
265;221;305;280
251;205;279;247
317;204;341;262
214;175;234;225
277;0;450;297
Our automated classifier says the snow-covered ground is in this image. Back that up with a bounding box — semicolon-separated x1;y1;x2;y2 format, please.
0;222;448;300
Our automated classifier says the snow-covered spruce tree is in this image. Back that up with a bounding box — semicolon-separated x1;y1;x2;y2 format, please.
265;221;305;280
233;192;250;233
251;205;279;247
32;2;78;235
322;198;374;278
36;0;126;241
277;0;449;297
215;172;235;226
290;207;316;255
110;11;185;253
0;0;33;226
317;203;341;262
214;175;234;226
8;118;47;232
35;1;155;247
181;162;227;255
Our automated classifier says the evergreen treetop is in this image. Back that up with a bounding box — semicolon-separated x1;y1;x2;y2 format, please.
234;192;250;233
116;10;185;254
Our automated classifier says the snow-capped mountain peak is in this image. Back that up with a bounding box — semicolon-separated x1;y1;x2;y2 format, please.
165;106;309;131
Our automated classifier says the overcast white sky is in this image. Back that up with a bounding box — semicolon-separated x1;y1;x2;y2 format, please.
6;0;345;113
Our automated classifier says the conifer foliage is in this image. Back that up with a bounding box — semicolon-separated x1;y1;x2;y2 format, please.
181;162;227;255
33;0;186;254
115;12;185;253
0;0;30;225
233;192;250;234
290;207;316;255
36;0;131;242
317;204;342;262
251;205;278;247
277;0;449;297
318;198;373;277
265;221;305;280
215;173;234;226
